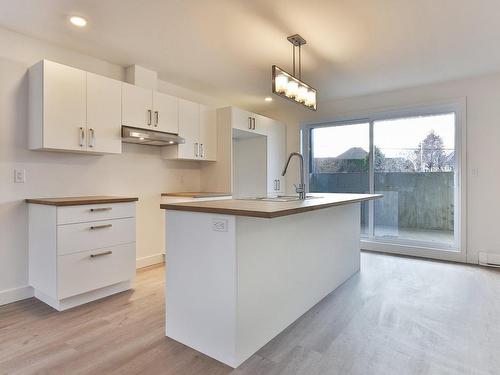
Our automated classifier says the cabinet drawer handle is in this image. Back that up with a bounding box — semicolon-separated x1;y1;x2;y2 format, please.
277;179;280;191
89;224;112;230
154;111;159;127
195;142;199;157
200;143;204;158
90;251;112;258
89;207;112;212
252;117;256;130
248;117;252;130
79;127;85;147
147;109;152;126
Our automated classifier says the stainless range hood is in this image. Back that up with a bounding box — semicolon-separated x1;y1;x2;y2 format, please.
121;126;185;146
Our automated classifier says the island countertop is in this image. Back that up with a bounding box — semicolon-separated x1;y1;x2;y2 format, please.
160;193;382;218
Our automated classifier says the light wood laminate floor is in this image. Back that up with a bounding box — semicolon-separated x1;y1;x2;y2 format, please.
1;252;500;375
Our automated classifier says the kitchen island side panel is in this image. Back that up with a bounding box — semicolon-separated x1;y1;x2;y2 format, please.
165;210;238;366
235;203;361;365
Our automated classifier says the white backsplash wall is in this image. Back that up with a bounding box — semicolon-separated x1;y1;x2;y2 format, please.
0;27;225;304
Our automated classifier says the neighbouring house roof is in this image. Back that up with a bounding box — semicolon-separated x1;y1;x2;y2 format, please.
336;147;368;160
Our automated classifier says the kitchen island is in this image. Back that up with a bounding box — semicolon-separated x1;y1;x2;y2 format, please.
161;193;381;367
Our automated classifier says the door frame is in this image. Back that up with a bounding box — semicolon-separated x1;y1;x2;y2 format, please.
301;98;467;263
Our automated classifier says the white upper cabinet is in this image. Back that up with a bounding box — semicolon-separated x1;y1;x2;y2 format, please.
162;100;217;161
29;60;121;154
177;99;200;159
231;107;267;135
122;84;179;134
199;104;217;161
87;73;122;154
121;83;153;130
266;120;287;195
153;92;178;134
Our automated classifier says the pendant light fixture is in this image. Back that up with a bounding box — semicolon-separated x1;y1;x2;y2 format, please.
272;34;317;110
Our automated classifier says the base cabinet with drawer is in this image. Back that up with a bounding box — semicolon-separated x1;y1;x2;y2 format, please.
27;199;138;311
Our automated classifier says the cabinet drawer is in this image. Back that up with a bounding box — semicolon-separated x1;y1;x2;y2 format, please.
58;242;136;299
57;203;135;225
57;217;135;255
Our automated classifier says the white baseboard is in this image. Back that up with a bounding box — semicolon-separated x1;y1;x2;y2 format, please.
136;253;165;269
0;285;34;306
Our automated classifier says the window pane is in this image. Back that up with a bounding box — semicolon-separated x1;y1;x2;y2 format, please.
309;123;370;235
373;113;455;246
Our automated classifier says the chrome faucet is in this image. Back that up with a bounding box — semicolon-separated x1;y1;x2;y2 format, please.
282;152;306;200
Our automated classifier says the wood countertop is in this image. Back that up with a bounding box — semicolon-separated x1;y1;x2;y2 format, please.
160;193;382;218
26;196;139;206
161;192;232;198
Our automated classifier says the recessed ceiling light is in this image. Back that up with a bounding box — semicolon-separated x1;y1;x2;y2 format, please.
264;97;273;102
69;16;87;27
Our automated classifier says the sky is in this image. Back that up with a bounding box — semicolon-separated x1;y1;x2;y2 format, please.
312;113;455;158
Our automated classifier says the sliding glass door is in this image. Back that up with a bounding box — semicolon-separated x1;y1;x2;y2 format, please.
303;104;463;259
373;114;455;246
309;122;370;235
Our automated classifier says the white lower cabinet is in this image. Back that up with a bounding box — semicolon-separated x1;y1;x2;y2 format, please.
28;201;137;311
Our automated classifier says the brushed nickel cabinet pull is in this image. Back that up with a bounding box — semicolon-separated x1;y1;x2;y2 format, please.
147;109;152;126
154;111;159;127
90;251;112;258
88;128;95;148
89;207;112;212
79;127;85;147
89;224;112;230
248;117;252;129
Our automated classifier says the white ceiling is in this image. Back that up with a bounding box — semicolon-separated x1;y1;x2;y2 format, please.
1;0;500;113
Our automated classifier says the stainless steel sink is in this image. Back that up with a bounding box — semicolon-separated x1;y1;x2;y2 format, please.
238;195;322;202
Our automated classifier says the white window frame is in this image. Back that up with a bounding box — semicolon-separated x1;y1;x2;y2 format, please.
301;98;467;263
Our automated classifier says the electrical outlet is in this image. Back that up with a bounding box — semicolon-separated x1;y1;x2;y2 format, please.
14;169;26;183
212;218;228;232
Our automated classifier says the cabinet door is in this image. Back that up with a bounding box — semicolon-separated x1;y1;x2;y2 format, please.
122;83;152;129
231;107;254;132
252;114;268;136
43;60;86;151
199;105;216;161
86;73;122;154
153;92;178;134
177;99;200;159
267;120;287;194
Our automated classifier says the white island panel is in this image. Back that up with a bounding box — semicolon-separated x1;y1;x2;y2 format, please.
165;202;361;368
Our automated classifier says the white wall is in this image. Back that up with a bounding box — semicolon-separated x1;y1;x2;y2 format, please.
266;72;500;265
0;27;225;304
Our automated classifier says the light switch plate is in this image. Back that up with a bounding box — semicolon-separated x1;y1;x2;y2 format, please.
212;218;228;232
14;169;26;183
